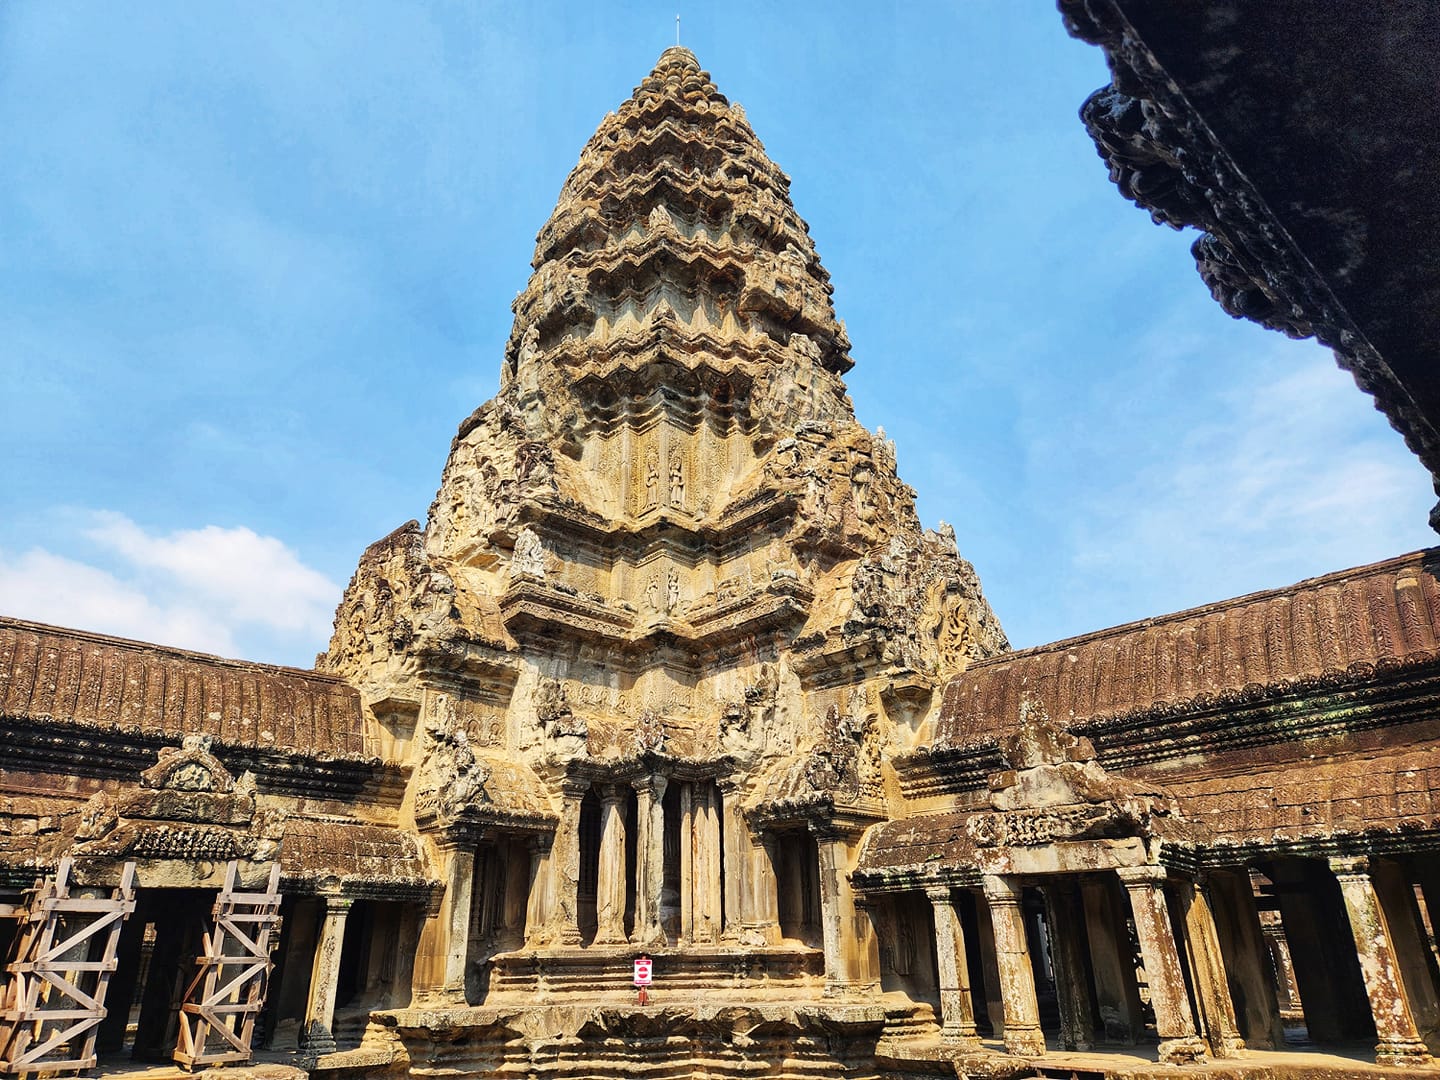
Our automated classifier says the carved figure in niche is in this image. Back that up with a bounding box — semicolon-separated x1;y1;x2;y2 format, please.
669;452;685;508
643;448;661;510
851;461;875;522
936;592;974;663
789;332;821;364
512;526;546;580
635;710;666;754
535;677;572;724
518;324;541;368
722;692;752;734
646;574;663;613
767;537;798;582
745;662;779;712
666;568;681;613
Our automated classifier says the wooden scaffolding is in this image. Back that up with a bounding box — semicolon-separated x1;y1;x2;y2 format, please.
0;858;137;1075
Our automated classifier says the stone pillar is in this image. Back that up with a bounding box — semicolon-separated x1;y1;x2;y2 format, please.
1173;875;1244;1058
981;875;1045;1056
693;782;723;943
719;779;748;940
814;825;877;995
412;835;476;1001
1205;869;1284;1050
1329;856;1433;1066
500;840;529;939
1370;858;1440;1043
1079;875;1141;1045
927;886;981;1046
1042;881;1095;1051
594;784;629;944
302;895;353;1054
555;780;587;945
1260;910;1302;1017
1117;866;1206;1065
973;891;1005;1037
749;832;782;945
523;835;553;947
632;774;667;946
680;782;694;942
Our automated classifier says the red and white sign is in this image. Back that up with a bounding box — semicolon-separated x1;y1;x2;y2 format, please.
633;956;653;987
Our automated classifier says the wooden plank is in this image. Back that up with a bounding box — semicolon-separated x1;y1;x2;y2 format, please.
171;861;281;1068
0;861;136;1075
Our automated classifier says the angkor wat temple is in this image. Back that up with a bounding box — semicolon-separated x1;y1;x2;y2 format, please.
5;9;1440;1078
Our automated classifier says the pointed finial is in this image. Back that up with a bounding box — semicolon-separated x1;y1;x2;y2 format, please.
676;14;681;46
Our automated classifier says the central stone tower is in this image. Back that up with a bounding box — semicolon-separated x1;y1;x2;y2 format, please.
321;46;1004;1062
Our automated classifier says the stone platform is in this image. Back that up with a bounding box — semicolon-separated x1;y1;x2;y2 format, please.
878;1036;1440;1080
486;942;824;1000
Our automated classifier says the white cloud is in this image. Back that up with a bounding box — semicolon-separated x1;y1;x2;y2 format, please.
1066;352;1434;623
0;547;239;656
0;512;342;664
85;512;338;636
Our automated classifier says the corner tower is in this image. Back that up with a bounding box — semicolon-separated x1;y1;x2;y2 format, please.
322;47;1004;1004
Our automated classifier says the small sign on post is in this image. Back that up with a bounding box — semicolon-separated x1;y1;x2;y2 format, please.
634;955;653;1005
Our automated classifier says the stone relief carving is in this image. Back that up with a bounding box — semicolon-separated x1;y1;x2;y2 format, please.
512;526;547;580
644;447;660;508
535;677;572;724
635;709;666;754
669;451;686;508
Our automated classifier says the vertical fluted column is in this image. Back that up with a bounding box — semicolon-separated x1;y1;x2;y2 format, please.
555;780;588;945
927;886;981;1045
679;782;694;942
1042;881;1095;1051
1370;858;1440;1042
1117;866;1206;1065
594;784;629;944
698;782;724;943
981;875;1045;1056
412;834;477;1002
718;779;747;940
748;832;782;945
302;895;353;1054
523;835;552;947
1329;856;1433;1067
632;774;667;946
1173;875;1244;1057
815;828;846;994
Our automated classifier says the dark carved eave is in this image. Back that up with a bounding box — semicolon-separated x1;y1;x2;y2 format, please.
1059;0;1440;527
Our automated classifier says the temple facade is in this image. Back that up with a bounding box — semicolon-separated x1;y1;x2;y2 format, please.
4;44;1440;1080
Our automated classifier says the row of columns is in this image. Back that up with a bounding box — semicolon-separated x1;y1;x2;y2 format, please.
922;857;1439;1067
923;866;1237;1064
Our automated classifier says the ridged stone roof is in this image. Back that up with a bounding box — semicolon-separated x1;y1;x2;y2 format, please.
937;549;1440;745
0;617;368;759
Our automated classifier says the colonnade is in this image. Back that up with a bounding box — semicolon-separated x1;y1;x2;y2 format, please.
919;855;1440;1067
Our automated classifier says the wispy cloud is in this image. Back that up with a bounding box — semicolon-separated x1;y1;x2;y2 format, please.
0;512;341;664
1065;350;1433;625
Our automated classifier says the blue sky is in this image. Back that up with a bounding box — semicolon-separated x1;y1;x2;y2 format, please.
1;2;1433;667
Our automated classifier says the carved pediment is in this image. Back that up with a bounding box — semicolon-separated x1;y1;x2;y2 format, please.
140;733;236;793
969;698;1186;848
